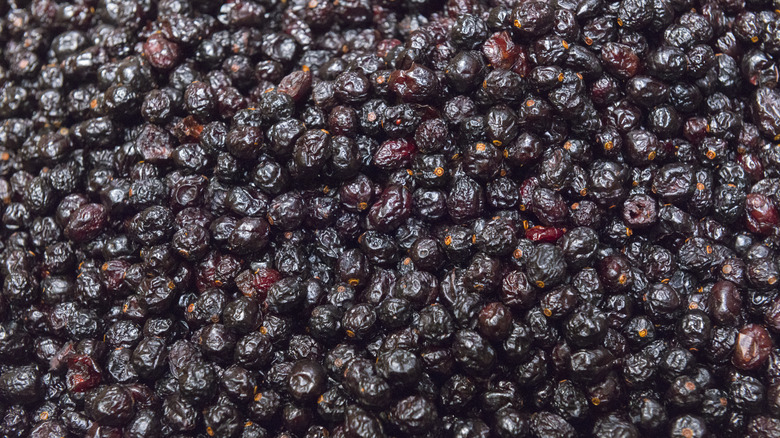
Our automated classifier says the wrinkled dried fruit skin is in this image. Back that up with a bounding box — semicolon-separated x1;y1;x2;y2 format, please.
733;324;773;370
745;193;780;235
373;138;416;170
752;87;780;139
601;43;640;80
293;129;331;173
368;185;412;232
447;176;485;224
2;0;780;436
143;33;180;70
389;63;440;103
278;68;313;101
64;204;107;242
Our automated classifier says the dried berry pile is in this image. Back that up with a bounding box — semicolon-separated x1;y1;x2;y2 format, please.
3;0;780;436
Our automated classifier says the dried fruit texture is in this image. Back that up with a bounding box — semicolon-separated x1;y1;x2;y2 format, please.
745;193;780;235
66;355;102;393
601;43;640;80
143;33;180;70
752;87;780;139
277;68;313;101
389;64;440;103
482;31;520;70
526;225;566;242
368;185;412;232
2;0;780;436
733;324;773;370
64;204;107;242
373;138;416;170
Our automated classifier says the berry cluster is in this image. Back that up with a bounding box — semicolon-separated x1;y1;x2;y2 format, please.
1;0;780;437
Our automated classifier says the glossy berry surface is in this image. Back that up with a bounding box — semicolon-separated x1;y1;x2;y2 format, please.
0;0;780;436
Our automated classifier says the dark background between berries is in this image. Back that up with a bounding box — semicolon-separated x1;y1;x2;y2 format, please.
1;0;780;437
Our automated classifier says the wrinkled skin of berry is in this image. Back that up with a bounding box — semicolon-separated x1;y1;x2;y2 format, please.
0;0;779;437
